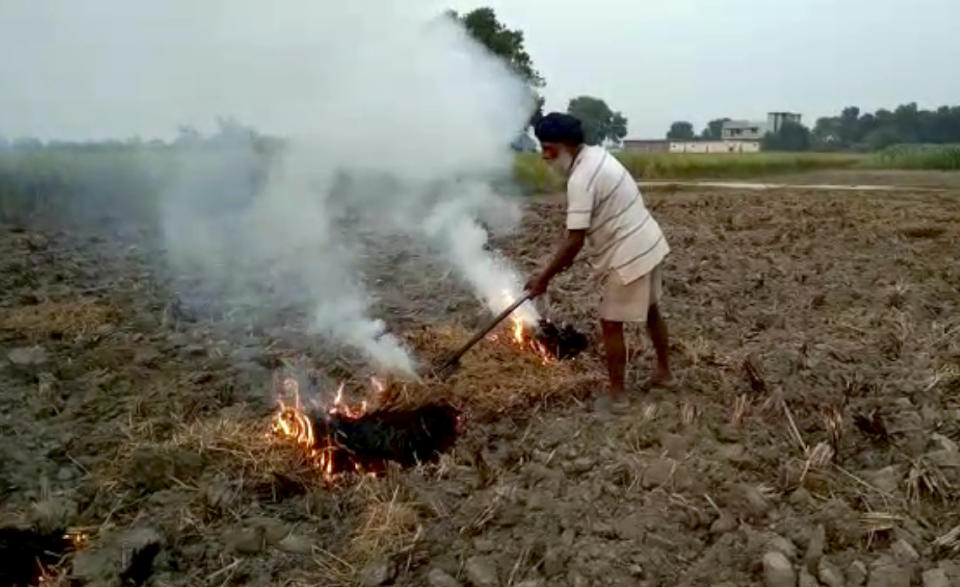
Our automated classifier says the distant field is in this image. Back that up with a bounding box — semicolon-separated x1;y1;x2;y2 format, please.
2;146;959;223
515;151;866;193
867;144;960;171
515;146;960;193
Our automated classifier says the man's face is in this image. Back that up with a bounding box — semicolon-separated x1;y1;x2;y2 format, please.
541;141;574;176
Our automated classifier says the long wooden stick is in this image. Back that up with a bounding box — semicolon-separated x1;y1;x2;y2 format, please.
438;292;533;373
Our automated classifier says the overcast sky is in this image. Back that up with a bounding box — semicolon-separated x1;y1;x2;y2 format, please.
2;1;957;141
448;0;960;138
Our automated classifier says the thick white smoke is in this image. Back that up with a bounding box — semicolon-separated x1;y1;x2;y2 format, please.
421;184;540;325
0;2;538;375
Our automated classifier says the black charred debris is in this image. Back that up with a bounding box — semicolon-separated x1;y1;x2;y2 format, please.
312;404;459;471
534;319;588;360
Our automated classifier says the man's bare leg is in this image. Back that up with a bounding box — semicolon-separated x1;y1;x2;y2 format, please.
600;319;626;400
647;304;674;386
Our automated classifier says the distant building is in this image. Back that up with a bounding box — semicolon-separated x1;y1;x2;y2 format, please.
721;121;766;141
767;112;802;133
616;111;803;154
622;139;760;154
622;139;671;153
722;112;802;140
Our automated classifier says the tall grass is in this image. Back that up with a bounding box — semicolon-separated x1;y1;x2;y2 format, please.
512;153;564;194
0;146;163;224
0;142;274;225
868;144;960;171
618;152;864;180
513;151;864;193
3;145;957;218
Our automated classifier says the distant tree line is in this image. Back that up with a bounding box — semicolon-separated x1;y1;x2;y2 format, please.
0;117;279;153
812;103;960;151
664;103;960;152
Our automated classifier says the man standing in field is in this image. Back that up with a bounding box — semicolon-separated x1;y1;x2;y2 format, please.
525;112;672;410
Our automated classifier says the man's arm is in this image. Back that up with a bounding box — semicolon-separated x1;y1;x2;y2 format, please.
524;229;586;297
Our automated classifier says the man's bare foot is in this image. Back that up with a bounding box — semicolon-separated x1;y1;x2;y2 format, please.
649;369;676;389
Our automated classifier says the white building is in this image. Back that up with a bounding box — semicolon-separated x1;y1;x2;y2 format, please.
622;139;760;154
622;111;801;154
722;112;802;140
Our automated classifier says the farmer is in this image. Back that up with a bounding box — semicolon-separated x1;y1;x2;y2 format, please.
524;112;673;410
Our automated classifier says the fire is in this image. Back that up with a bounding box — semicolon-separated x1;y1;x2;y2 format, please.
503;292;554;365
512;314;525;344
272;377;368;479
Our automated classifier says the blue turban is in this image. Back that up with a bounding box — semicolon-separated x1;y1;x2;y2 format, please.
534;113;585;145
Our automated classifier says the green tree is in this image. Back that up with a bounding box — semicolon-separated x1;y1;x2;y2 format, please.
839;106;860;145
451;7;544;126
701;118;730;139
809;102;960;151
567;96;628;146
455;7;542;85
863;127;904;151
762;121;811;151
667;121;695;140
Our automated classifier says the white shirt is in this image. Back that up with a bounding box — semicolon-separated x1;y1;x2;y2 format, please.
566;145;669;283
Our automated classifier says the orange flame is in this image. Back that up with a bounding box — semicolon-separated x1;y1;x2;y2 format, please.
272;377;370;479
502;294;554;365
512;314;525;344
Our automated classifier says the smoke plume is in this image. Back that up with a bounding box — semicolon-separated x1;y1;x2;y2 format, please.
0;2;538;374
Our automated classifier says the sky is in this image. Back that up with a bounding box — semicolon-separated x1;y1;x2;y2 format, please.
1;0;958;141
446;0;960;138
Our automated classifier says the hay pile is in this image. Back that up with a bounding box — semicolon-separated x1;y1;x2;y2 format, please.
394;323;600;417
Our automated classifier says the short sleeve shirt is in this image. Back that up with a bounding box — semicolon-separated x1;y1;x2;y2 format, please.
566;145;669;283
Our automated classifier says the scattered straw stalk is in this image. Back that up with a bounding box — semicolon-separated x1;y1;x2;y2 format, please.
0;297;118;337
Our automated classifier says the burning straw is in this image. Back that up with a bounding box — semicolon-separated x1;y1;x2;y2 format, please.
404;322;597;415
272;378;459;480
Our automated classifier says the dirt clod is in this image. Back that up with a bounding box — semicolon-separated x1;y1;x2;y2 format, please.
861;465;903;495
763;551;797;587
464;555;499;587
799;566;819;587
767;535;798;560
731;483;773;519
202;481;236;512
276;533;313;555
428;568;464;587
921;568;949;587
789;487;813;508
846;560;868;586
710;513;738;535
564;456;595;475
7;345;48;367
818;557;844;587
542;546;567;577
362;558;396;586
614;513;646;542
226;527;265;555
891;538;919;562
804;524;826;573
641;457;676;488
816;501;861;548
868;556;912;587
